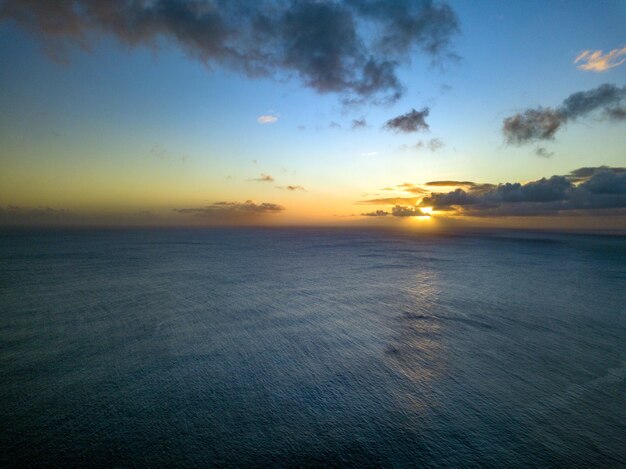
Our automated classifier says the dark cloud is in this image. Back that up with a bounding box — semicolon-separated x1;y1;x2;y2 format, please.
361;209;389;217
502;108;565;144
174;200;284;223
605;106;626;120
391;205;425;217
503;84;626;145
535;147;553;158
0;0;459;104
351;117;367;129
175;200;283;214
0;205;74;225
567;166;625;182
579;170;626;194
251;173;274;182
419;167;626;216
384;107;430;133
278;185;305;191
0;206;159;226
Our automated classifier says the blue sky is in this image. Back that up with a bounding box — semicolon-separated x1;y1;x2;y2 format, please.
0;0;624;228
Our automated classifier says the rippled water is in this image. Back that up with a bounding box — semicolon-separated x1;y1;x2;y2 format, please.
1;228;625;467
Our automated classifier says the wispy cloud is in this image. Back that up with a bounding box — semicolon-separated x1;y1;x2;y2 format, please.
384;108;430;133
251;173;274;182
574;46;626;72
503;83;626;145
396;183;428;194
257;114;278;124
0;0;459;105
352;117;367;129
414;138;444;151
277;185;305;191
535;147;553;158
357;196;421;205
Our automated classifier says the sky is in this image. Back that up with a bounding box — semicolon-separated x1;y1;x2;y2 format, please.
0;0;625;231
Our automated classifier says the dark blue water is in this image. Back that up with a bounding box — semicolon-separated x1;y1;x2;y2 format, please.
1;228;625;467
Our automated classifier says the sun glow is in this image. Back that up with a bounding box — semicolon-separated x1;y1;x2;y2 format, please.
420;207;433;215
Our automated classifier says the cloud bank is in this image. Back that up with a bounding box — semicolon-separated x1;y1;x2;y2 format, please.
419;167;626;216
503;84;626;144
0;0;459;104
359;167;626;220
174;200;284;224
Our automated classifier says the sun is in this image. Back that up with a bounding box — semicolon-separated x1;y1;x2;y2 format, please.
420;207;433;215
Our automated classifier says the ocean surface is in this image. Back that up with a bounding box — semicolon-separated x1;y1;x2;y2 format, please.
1;228;625;467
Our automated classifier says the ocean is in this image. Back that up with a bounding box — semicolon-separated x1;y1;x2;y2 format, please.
1;228;624;467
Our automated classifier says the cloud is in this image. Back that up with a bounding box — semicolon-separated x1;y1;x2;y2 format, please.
0;0;459;105
395;183;428;194
574;46;626;72
360;204;430;217
257;114;278;124
418;167;626;216
424;180;496;194
251;173;274;182
384;108;430;133
357;196;421;205
174;200;284;224
0;206;159;226
425;180;476;187
567;166;625;182
535;147;553;158
0;205;74;225
277;185;305;191
361;209;389;217
352;117;367;129
391;205;425;217
502;108;565;144
414;137;444;151
176;200;283;214
361;151;378;157
503;84;626;145
329;121;342;129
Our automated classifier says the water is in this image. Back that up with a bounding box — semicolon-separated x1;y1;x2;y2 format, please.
1;228;625;467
